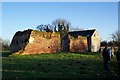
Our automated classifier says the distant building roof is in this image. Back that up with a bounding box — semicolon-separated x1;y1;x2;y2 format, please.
63;29;96;39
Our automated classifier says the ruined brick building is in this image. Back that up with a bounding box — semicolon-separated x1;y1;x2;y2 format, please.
63;29;100;52
10;29;100;54
10;29;61;55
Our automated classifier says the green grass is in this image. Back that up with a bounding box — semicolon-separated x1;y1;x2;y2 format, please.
1;51;11;57
2;51;120;79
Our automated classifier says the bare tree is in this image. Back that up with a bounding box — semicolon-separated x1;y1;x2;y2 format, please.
0;37;10;51
112;31;120;48
0;38;2;51
52;18;71;50
36;24;53;32
52;18;71;34
36;24;44;31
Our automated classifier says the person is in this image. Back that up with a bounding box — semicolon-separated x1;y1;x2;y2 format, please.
102;46;111;71
116;48;120;73
111;47;115;58
108;47;112;58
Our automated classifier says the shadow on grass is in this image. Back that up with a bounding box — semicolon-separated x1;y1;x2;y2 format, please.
69;52;99;55
1;51;11;57
2;52;120;79
2;56;120;79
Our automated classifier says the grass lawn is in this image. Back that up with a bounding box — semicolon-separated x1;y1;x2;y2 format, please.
2;51;120;79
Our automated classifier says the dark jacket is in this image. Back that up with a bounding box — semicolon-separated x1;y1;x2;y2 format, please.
116;50;120;62
102;48;110;61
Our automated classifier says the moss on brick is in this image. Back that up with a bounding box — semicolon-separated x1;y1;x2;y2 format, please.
32;30;60;39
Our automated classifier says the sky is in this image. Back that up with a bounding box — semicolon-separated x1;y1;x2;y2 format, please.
1;0;119;2
1;2;118;42
118;2;120;32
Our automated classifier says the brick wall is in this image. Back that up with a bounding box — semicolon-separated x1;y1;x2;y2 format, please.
69;35;88;52
10;30;61;54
